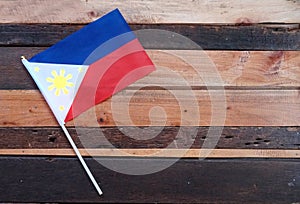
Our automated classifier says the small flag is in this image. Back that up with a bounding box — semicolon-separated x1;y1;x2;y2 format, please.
21;8;156;196
22;9;155;124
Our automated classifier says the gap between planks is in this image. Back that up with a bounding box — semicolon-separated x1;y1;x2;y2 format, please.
0;0;299;24
0;148;299;158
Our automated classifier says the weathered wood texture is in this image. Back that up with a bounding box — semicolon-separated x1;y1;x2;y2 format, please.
1;127;299;149
1;48;300;89
0;157;300;203
1;90;300;127
1;0;300;202
1;24;299;50
1;0;300;24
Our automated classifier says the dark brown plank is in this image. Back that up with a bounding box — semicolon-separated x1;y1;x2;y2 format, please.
1;24;299;50
0;47;40;90
0;157;299;203
1;127;299;149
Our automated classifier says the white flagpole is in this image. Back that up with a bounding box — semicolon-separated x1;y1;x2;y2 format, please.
21;56;103;196
60;122;103;196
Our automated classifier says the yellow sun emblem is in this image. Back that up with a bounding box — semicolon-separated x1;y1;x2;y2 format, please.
47;69;74;96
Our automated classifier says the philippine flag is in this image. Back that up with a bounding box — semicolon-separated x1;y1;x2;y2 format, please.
22;9;155;124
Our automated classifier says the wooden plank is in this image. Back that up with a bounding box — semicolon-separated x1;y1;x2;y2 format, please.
0;89;300;127
0;157;299;203
1;127;300;149
1;24;299;50
1;48;300;89
1;148;300;158
1;0;299;24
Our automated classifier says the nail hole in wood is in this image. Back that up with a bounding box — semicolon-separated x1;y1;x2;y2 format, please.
48;135;57;143
225;135;234;139
46;157;55;162
294;144;300;146
32;130;38;134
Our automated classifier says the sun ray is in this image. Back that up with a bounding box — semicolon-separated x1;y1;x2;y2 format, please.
51;70;58;77
62;87;69;95
46;77;54;83
60;69;65;76
66;82;74;87
48;84;55;91
66;74;72;80
55;89;61;96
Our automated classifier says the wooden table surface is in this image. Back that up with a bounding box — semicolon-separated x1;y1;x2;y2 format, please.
0;0;300;203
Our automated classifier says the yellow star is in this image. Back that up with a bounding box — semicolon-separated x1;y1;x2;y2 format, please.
34;67;40;72
59;105;65;111
78;67;83;73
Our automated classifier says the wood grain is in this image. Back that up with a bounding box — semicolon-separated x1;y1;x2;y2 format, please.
1;0;299;24
1;24;299;50
1;127;299;149
1;157;300;203
1;90;300;127
1;2;300;203
1;148;300;158
1;48;300;89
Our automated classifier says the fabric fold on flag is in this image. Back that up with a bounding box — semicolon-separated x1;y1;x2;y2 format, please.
22;9;156;124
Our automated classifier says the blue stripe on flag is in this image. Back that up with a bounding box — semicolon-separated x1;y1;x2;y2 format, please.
82;32;136;65
29;9;136;65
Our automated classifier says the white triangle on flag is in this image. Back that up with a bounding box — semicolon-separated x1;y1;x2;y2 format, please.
22;59;88;123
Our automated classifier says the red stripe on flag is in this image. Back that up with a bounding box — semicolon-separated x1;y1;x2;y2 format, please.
65;39;155;122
